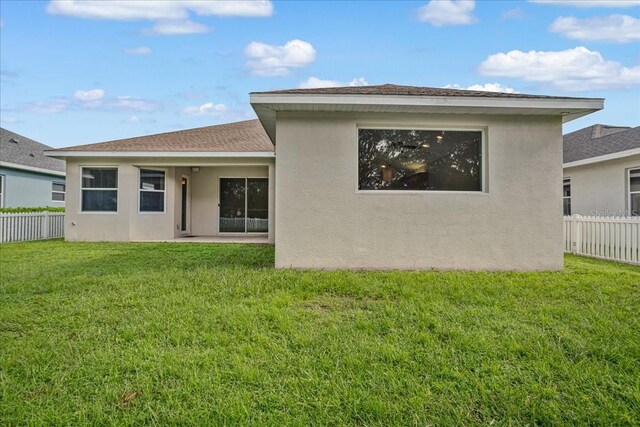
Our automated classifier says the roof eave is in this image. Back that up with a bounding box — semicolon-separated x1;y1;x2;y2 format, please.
43;150;275;158
0;161;66;176
250;93;604;144
563;148;640;168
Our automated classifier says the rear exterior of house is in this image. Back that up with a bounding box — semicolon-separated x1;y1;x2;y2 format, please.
48;84;603;270
562;125;640;217
0;128;66;208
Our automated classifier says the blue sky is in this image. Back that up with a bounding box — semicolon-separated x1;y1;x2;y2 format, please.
1;0;639;148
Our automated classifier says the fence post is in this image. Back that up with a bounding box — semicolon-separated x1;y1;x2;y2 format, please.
571;214;581;254
42;211;50;240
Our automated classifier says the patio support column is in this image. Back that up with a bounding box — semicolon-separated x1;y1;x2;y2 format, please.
268;162;275;244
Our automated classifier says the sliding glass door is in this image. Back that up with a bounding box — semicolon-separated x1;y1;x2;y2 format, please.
219;178;268;233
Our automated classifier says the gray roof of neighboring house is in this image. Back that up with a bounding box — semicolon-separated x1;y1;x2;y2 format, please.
51;119;273;153
563;124;640;163
1;128;66;173
252;83;596;100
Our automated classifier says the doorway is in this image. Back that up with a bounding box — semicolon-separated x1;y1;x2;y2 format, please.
219;177;268;234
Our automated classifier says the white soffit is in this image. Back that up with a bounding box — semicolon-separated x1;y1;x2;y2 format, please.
250;93;604;143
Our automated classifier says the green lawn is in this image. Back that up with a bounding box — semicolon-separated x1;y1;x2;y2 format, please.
1;241;639;425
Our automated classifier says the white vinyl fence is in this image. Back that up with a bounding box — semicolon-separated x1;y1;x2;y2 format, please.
0;212;65;243
563;215;640;265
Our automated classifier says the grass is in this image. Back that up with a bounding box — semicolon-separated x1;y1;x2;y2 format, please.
0;240;639;426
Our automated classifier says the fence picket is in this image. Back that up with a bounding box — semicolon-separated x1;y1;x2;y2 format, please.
0;212;65;243
564;215;640;265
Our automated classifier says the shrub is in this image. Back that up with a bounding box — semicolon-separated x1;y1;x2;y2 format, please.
0;207;65;213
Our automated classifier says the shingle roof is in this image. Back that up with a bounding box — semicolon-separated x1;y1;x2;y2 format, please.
564;125;640;163
1;128;66;173
252;83;595;100
53;119;273;153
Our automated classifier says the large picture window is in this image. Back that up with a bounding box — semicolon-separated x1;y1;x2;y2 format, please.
358;128;482;191
139;169;165;212
563;178;571;216
81;167;118;212
629;168;640;216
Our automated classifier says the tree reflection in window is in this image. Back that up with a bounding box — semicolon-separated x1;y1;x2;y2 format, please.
358;129;482;191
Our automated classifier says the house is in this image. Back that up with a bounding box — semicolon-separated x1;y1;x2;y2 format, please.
46;84;603;270
0;128;66;208
563;125;640;217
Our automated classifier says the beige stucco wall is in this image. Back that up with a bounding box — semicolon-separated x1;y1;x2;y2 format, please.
564;155;640;217
274;112;564;270
64;158;273;242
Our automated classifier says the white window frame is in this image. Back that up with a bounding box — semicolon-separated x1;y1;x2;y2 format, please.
563;177;571;216
52;181;66;202
80;166;118;214
355;125;488;194
0;174;4;208
628;168;640;217
138;167;167;214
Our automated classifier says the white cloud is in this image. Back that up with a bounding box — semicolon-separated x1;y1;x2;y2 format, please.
299;76;369;89
125;46;152;55
23;91;161;114
121;115;156;124
145;19;208;35
246;39;316;76
444;83;518;93
47;0;273;35
73;88;105;101
478;46;640;91
550;15;640;43
417;0;477;26
530;0;640;7
500;8;525;21
1;116;21;124
47;0;273;19
26;100;69;114
109;96;160;112
182;102;227;116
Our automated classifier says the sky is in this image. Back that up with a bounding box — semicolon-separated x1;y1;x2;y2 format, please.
0;0;639;148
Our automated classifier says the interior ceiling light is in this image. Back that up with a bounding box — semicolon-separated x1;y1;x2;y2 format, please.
436;135;443;141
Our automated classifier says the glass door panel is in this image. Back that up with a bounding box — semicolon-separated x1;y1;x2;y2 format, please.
247;178;269;233
219;178;246;233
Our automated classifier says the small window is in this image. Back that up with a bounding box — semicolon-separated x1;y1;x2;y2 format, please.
52;182;65;202
81;167;118;212
563;178;571;216
629;169;640;216
139;169;165;212
358;128;482;191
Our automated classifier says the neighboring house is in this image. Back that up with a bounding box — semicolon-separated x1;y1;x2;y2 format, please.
563;125;640;217
46;84;603;270
0;128;66;208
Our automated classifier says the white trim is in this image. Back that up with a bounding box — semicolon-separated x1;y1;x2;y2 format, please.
250;93;603;111
628;167;640;216
79;166;119;214
0;174;4;208
563;177;571;216
355;126;487;194
137;167;167;214
563;148;640;168
0;161;66;177
44;150;275;158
